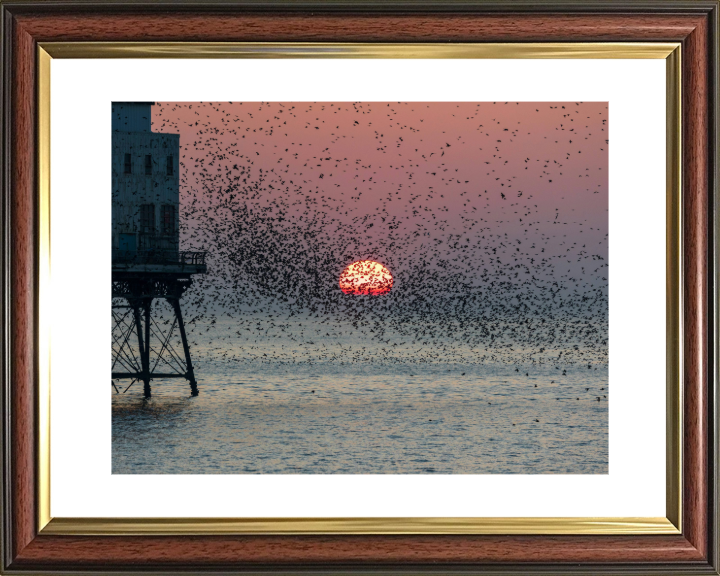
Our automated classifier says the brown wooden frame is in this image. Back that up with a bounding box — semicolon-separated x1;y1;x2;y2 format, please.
1;1;718;573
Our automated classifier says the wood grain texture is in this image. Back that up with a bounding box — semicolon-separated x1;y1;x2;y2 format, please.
12;13;704;42
681;9;710;560
9;534;705;567
2;4;717;573
10;16;36;562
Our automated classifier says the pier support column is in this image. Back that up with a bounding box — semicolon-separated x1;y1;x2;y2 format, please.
133;301;151;398
142;298;152;397
170;297;198;396
114;276;201;397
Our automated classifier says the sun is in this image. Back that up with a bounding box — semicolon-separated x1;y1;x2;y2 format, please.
339;260;393;295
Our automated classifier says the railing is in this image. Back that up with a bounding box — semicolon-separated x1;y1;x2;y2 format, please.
113;250;207;266
179;251;207;266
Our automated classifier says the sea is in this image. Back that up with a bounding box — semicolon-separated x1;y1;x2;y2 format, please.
112;317;608;474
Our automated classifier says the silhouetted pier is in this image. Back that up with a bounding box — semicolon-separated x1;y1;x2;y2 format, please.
111;102;206;397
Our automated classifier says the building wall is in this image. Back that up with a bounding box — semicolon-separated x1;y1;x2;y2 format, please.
112;102;154;133
111;130;180;252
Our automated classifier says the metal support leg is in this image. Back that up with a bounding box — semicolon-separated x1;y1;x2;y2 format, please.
114;278;200;397
170;298;199;396
143;298;152;397
132;303;151;398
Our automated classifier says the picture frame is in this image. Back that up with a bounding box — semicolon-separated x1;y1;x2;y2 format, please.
1;1;717;573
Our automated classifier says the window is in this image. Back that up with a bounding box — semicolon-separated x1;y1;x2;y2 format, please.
139;204;155;233
144;154;152;175
161;205;175;235
124;153;132;174
166;155;174;176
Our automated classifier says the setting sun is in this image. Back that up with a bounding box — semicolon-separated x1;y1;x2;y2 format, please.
339;260;393;295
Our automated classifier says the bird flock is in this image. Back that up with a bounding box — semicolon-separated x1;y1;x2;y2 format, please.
147;101;608;371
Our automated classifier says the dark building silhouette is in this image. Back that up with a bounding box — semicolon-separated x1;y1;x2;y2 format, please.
111;102;206;397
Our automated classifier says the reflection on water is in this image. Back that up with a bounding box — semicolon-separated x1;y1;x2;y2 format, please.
112;361;608;474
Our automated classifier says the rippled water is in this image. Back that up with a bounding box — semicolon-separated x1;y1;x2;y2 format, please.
112;359;608;474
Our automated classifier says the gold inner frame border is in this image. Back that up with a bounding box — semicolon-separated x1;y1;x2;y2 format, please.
36;41;682;536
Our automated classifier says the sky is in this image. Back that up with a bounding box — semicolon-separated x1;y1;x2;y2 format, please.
148;102;608;365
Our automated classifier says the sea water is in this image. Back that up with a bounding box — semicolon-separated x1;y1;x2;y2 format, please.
112;323;608;474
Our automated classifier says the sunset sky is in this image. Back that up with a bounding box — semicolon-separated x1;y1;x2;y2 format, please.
148;102;608;364
153;101;607;286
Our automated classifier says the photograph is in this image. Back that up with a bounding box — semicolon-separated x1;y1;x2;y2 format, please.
4;1;717;570
111;100;609;475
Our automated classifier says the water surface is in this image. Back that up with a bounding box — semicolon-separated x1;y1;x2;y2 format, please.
112;360;608;474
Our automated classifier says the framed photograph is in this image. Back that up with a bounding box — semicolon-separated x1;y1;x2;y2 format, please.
1;1;717;574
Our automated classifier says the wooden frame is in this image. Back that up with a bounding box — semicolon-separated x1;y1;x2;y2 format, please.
1;1;718;573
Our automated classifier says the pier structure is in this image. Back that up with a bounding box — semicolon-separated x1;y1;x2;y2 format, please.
111;102;206;397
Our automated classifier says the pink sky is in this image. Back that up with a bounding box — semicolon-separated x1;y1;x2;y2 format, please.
152;101;607;291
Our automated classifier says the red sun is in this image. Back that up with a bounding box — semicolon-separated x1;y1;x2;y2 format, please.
339;260;393;295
